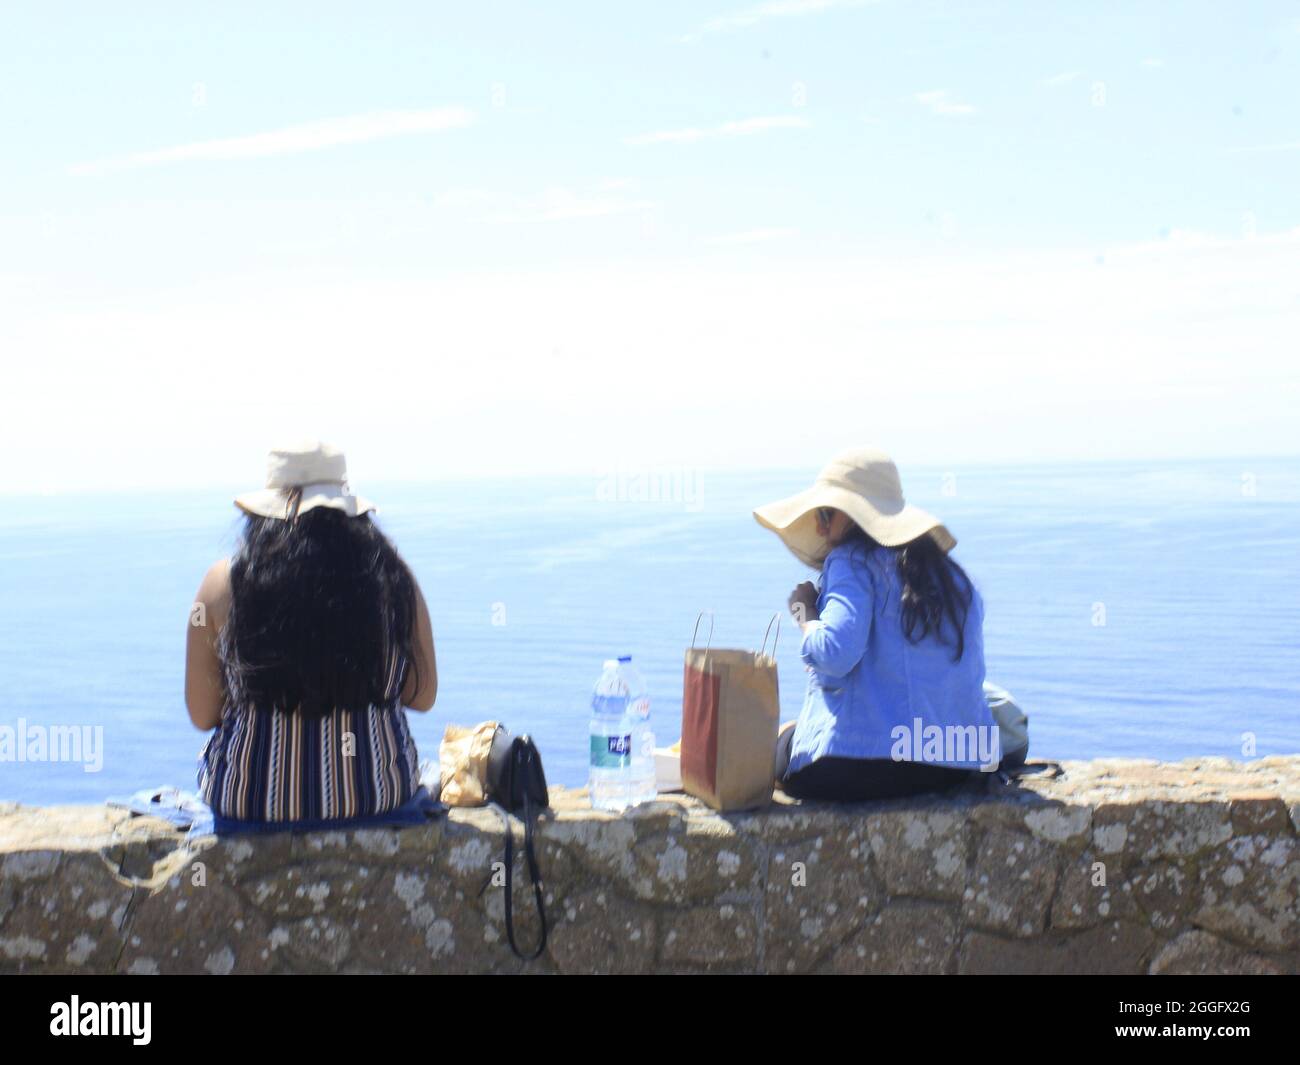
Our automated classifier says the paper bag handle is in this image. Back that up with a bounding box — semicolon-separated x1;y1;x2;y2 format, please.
691;611;714;652
760;613;781;659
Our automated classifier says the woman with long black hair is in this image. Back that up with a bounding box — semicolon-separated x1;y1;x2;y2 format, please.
755;447;999;801
185;441;437;829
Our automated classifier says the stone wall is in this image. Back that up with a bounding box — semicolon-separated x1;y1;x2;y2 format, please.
2;757;1297;974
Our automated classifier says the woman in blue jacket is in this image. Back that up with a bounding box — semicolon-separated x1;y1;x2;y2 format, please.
755;447;1000;801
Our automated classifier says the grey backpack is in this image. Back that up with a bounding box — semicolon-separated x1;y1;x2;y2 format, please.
984;680;1029;769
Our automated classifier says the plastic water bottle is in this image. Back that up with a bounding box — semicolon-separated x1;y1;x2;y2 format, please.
588;657;657;811
590;659;633;811
620;657;658;807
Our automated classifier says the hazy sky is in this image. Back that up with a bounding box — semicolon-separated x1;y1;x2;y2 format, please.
2;2;1298;493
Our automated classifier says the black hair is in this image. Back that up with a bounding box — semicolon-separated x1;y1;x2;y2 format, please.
219;507;421;716
840;523;975;661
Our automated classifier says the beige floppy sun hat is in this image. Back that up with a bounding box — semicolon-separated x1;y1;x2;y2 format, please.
234;440;376;520
753;446;955;568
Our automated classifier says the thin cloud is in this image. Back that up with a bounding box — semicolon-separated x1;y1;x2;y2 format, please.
528;188;655;222
1140;57;1165;68
1114;224;1300;256
706;227;799;244
433;184;655;223
1042;71;1081;87
69;106;475;175
625;114;809;146
914;90;976;117
1226;141;1300;154
682;0;875;43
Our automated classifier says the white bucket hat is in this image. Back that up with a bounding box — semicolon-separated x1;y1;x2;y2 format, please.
753;446;955;567
234;441;376;520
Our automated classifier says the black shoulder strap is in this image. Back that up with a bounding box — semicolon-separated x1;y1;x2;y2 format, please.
501;792;548;961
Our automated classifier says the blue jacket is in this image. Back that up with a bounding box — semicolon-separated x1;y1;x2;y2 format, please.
788;541;999;773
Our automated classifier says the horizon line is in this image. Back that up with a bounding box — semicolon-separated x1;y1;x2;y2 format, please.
3;451;1296;500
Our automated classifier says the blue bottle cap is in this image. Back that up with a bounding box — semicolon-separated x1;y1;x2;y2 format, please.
618;655;632;662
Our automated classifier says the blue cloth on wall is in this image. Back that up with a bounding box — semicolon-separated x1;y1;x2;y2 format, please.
106;786;215;838
107;784;443;838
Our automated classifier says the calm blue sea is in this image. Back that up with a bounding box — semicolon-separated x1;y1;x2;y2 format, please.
2;457;1298;807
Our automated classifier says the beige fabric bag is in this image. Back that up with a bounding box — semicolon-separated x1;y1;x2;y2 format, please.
438;721;501;806
680;616;781;812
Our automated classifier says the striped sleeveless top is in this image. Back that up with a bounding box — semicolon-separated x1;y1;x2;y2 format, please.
197;644;420;823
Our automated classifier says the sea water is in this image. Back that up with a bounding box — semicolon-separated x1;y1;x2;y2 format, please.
1;457;1298;806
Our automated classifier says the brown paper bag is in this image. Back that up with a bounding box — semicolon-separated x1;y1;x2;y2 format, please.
438;721;500;806
680;616;780;812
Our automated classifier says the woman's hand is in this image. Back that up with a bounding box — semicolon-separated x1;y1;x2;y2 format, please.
788;581;820;626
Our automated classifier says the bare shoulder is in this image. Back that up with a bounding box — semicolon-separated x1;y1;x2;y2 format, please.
195;557;233;625
198;557;232;596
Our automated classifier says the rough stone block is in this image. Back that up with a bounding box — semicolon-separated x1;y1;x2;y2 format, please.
3;763;1297;974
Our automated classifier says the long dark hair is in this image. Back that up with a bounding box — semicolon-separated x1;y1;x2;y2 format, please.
220;508;421;716
840;524;975;661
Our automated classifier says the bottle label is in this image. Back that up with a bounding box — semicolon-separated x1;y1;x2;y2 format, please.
591;734;632;768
